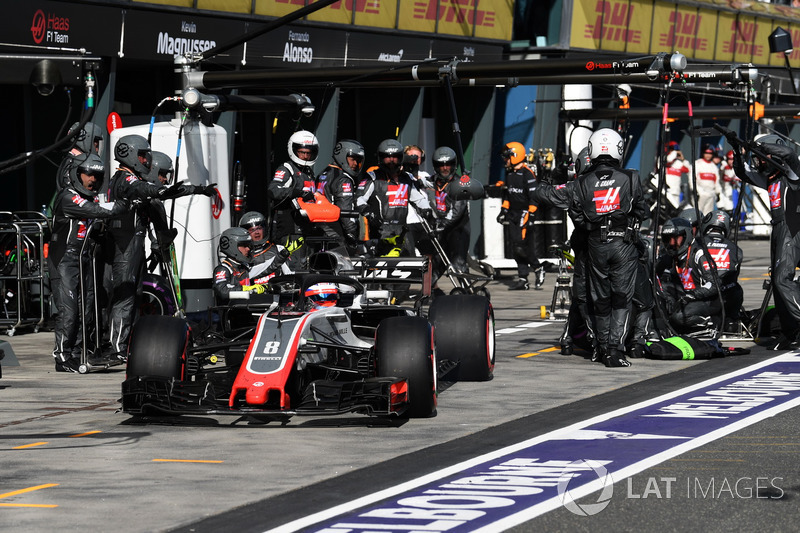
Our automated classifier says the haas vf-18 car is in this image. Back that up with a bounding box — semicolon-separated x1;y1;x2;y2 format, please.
121;273;494;420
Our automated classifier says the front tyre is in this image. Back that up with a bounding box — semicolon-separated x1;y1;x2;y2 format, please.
127;315;189;379
376;316;436;418
430;294;495;381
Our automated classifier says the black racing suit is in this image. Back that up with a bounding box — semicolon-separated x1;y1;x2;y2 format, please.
569;161;649;358
733;151;800;338
356;168;430;256
250;241;292;281
702;232;744;325
501;164;541;279
317;164;358;252
213;258;252;304
106;168;205;359
430;176;470;274
267;161;315;267
656;241;722;333
532;180;592;349
49;187;127;364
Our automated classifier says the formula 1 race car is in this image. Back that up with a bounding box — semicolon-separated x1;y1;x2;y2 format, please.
121;266;494;420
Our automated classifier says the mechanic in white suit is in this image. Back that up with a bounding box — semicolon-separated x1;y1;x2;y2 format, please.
691;144;722;214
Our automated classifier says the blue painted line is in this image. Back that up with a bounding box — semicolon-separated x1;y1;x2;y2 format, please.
269;352;800;532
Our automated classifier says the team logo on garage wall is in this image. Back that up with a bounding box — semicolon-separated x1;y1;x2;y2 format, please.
30;9;70;45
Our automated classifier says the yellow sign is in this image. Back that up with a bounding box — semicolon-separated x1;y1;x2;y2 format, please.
135;0;193;6
398;0;437;33
254;0;307;18
475;0;513;41
306;0;353;25
572;0;653;53
574;0;798;66
353;0;397;29
197;0;251;13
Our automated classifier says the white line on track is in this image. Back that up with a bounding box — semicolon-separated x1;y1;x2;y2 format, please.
266;351;800;533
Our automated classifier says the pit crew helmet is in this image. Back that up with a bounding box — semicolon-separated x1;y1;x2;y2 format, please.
588;128;624;163
219;227;253;266
146;151;174;185
432;146;457;180
574;147;591;175
679;207;703;230
377;139;403;159
501;142;526;166
238;211;267;232
752;134;788;173
701;210;731;238
305;282;339;307
377;139;404;173
288;130;319;168
68;121;103;155
661;217;693;257
114;134;152;177
332;139;365;178
69;153;104;197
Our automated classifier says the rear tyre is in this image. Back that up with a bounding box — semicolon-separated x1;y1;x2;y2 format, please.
376;316;436;418
127;315;189;379
430;294;494;381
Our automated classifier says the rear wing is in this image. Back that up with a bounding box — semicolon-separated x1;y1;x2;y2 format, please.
344;256;431;298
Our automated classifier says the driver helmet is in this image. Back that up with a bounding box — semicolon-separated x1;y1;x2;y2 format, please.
114;134;152;177
305;282;339;307
288;130;319;168
432;146;457;181
219;227;253;266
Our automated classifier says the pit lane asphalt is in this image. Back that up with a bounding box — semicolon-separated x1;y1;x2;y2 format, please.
1;238;796;532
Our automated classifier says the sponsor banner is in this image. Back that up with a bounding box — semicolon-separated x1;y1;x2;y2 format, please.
283;353;800;532
352;0;397;30
306;0;354;26
196;0;251;13
435;0;500;39
571;0;796;65
135;0;193;6
122;9;245;62
398;0;437;34
254;0;310;18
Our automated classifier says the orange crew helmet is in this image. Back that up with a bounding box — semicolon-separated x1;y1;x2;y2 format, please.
502;142;527;165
